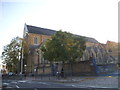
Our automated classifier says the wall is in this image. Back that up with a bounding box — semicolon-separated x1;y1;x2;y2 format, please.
24;33;52;74
36;60;95;76
63;61;95;76
27;33;51;45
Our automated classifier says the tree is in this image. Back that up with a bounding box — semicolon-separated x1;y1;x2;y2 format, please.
41;31;86;76
66;35;86;76
41;31;70;62
1;37;23;73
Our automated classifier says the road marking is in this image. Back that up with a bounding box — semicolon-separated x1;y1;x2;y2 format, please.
38;82;49;85
11;81;17;84
18;80;27;83
108;76;112;78
71;84;114;88
16;85;20;88
3;83;9;85
71;85;77;87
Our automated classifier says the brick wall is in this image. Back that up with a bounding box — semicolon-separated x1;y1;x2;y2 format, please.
26;33;51;45
63;61;95;76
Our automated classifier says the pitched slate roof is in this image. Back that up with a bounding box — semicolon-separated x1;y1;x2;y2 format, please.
26;24;99;43
84;37;99;43
27;25;56;35
73;35;99;43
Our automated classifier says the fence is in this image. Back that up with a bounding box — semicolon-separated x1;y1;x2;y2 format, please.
91;59;117;76
96;64;117;75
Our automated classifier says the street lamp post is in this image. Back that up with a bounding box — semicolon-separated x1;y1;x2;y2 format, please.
20;47;24;75
37;49;40;74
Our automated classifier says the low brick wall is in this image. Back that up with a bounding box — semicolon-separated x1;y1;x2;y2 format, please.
63;61;95;76
38;67;51;74
36;60;96;76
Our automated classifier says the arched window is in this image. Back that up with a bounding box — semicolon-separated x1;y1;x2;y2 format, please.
34;37;38;45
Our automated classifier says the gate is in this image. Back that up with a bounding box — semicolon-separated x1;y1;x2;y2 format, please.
92;59;117;76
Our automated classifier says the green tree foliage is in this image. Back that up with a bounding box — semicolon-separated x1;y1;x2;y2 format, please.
41;31;86;64
1;37;23;73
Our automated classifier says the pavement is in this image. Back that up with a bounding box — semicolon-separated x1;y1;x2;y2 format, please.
25;75;119;88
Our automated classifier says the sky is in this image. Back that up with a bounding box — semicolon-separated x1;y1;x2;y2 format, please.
0;0;119;64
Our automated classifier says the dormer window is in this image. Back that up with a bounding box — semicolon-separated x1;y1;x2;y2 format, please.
34;37;38;45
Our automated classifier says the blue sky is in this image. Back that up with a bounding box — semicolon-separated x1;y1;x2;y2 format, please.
0;0;118;64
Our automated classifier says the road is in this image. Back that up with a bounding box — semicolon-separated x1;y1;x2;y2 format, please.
3;80;74;88
2;74;120;90
2;78;120;90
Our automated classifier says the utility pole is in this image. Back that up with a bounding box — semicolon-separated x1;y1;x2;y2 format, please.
20;47;23;74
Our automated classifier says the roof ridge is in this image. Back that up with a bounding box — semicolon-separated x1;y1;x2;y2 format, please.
26;24;56;32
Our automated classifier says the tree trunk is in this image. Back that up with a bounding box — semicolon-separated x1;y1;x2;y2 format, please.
62;61;65;78
70;62;73;78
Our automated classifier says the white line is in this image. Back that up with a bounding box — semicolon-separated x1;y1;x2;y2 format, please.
38;82;49;85
71;84;114;88
18;80;27;83
71;85;76;87
11;82;17;84
3;83;9;85
16;85;20;88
